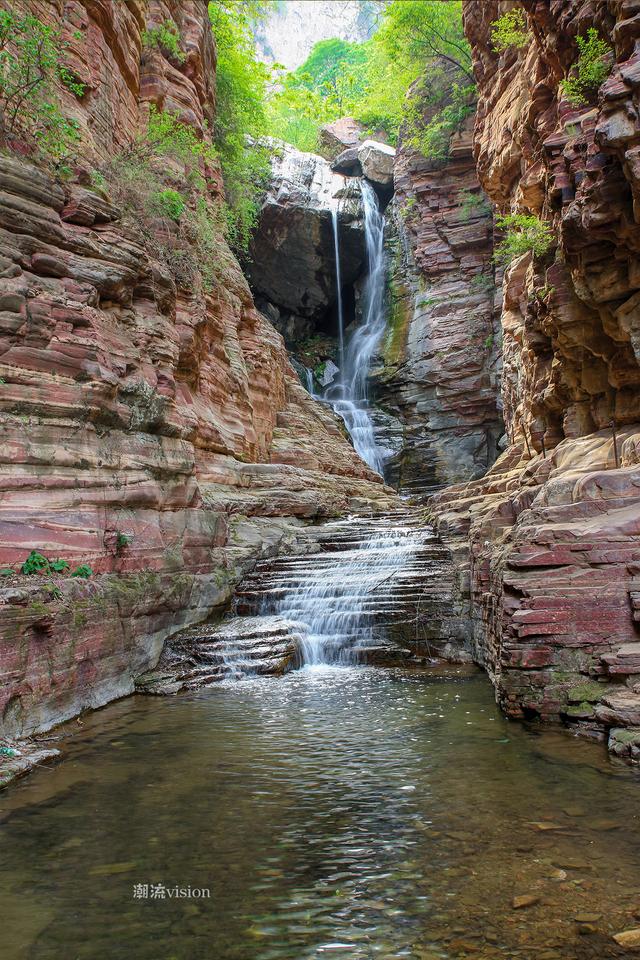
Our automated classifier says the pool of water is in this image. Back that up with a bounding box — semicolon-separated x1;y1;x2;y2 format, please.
2;665;639;959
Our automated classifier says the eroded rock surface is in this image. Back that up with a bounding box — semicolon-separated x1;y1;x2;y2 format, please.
374;118;502;493
431;0;640;756
0;0;393;738
248;140;365;335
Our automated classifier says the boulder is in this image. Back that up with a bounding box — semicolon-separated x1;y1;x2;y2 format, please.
358;139;396;187
319;117;365;159
331;146;362;176
247;140;365;321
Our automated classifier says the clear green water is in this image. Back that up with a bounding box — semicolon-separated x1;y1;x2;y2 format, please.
1;665;639;959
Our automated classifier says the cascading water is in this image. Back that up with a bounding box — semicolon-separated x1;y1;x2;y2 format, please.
262;516;423;667
323;181;387;475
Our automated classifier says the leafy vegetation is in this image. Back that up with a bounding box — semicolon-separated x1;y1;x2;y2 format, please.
20;551;73;576
0;10;84;170
494;214;554;264
21;551;50;575
490;9;530;52
142;19;185;64
71;564;93;579
208;1;271;250
560;28;612;106
152;188;187;222
265;0;474;162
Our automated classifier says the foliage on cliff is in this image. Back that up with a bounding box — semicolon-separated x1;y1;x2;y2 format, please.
0;9;83;169
208;0;271;250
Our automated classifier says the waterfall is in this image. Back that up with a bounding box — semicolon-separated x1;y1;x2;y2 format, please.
265;517;422;666
331;208;346;374
325;181;386;475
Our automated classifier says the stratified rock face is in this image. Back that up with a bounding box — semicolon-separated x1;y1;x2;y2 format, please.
374;118;503;494
247;140;365;330
432;0;640;756
0;1;392;738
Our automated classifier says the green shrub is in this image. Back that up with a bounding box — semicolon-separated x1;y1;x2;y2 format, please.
146;105;216;166
116;533;133;550
491;9;530;52
560;28;612;106
21;551;49;575
152;189;186;221
0;10;84;167
459;188;491;219
71;564;93;579
406;82;476;163
142;19;185;64
49;558;70;573
494;214;554;263
0;567;14;577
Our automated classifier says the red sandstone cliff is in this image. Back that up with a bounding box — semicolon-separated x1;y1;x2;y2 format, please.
432;0;640;759
379;114;503;494
0;0;392;737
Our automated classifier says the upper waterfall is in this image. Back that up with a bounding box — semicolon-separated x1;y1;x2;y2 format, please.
325;180;387;475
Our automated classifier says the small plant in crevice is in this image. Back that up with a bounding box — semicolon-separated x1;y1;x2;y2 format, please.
493;214;554;264
560;28;612;107
116;532;134;552
0;567;14;577
470;272;494;293
459;188;491;220
142;19;186;65
71;564;93;579
484;334;495;350
491;9;530;52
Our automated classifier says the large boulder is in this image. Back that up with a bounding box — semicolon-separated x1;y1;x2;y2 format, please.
319;117;365;159
358;139;396;187
248;140;365;321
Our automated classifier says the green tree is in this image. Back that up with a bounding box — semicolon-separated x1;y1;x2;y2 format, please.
208;1;272;250
377;0;474;83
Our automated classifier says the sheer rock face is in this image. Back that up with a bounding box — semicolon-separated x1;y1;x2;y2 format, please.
247;141;365;326
431;0;640;755
0;1;392;738
374;120;503;494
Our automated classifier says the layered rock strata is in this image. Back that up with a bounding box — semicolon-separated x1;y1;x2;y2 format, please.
374;118;503;493
430;0;640;758
0;0;393;738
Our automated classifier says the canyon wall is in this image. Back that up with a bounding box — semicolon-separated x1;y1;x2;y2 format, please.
431;0;640;759
377;117;503;493
0;0;393;738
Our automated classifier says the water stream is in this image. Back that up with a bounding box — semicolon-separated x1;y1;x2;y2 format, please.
2;667;639;959
323;181;386;475
262;517;422;666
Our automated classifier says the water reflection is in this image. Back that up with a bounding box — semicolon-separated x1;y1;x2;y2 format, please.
1;665;639;959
